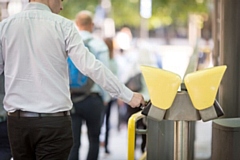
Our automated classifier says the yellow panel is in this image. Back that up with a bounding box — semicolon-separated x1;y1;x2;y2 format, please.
140;66;181;110
184;65;227;110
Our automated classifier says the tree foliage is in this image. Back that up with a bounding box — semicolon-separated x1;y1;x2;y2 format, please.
60;0;209;28
60;0;99;20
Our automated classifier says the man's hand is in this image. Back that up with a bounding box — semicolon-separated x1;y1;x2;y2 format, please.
128;92;145;108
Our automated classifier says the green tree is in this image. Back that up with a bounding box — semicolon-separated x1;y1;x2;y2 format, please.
60;0;99;20
60;0;209;29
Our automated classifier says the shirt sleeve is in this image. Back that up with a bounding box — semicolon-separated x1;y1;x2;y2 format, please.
0;37;3;75
65;23;133;103
92;40;111;103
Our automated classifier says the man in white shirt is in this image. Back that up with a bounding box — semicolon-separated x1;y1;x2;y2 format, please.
0;0;145;160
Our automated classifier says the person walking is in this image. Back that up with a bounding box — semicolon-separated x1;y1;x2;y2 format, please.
0;1;145;160
102;37;118;154
68;10;111;160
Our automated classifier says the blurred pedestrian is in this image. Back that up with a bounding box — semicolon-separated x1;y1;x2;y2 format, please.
68;10;111;160
0;74;12;160
114;27;135;130
0;1;145;160
102;37;118;154
115;27;147;153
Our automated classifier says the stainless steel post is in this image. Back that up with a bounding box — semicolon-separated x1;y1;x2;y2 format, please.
174;121;189;160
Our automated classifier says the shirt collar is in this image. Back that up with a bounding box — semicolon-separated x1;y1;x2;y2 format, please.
23;2;52;12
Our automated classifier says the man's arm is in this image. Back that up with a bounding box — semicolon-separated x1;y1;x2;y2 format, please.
91;39;111;103
0;38;3;75
66;24;144;107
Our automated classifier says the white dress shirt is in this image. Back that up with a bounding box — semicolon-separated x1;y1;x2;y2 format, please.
0;2;133;113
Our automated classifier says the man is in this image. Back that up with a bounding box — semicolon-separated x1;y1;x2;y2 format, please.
0;0;145;160
68;10;111;160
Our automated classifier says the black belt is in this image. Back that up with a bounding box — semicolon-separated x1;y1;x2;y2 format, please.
8;110;70;117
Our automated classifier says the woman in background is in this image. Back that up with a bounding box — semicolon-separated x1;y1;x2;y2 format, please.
103;37;118;154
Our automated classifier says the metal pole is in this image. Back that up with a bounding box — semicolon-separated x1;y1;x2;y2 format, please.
174;121;189;160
